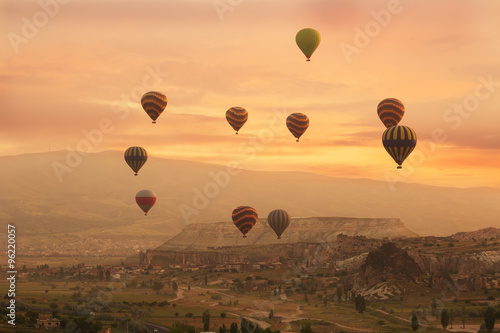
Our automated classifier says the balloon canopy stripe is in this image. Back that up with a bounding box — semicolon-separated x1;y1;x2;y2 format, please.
377;98;405;128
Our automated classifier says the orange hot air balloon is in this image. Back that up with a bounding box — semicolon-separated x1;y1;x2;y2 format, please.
377;98;405;128
226;107;248;134
286;113;309;142
232;206;258;238
141;91;167;124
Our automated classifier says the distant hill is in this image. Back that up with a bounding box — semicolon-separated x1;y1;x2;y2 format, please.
0;150;499;245
156;217;418;250
451;227;500;241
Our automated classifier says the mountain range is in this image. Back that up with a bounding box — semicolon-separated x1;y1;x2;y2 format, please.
0;150;499;245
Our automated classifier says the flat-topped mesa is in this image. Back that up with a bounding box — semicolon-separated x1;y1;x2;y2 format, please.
157;217;418;250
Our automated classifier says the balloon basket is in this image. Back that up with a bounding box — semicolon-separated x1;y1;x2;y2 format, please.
243;235;247;238
306;59;311;62
397;166;402;169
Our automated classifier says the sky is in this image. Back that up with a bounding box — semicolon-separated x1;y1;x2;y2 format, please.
1;0;500;188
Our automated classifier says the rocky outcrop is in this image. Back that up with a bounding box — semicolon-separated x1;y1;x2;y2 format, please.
157;217;418;250
356;242;423;288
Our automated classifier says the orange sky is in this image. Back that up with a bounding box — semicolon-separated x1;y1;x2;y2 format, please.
1;0;499;188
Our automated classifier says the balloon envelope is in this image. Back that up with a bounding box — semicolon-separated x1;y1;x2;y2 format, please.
377;98;405;128
296;28;321;61
286;113;309;142
135;190;157;215
124;146;148;175
382;125;417;168
226;107;248;134
267;209;291;239
141;91;167;123
232;206;258;237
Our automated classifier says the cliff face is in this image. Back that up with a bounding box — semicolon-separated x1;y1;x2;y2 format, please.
157;217;418;250
409;251;500;276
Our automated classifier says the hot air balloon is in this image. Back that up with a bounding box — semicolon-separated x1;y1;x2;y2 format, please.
124;146;148;175
286;113;309;142
267;209;290;239
232;206;258;238
377;98;405;128
382;125;417;169
135;190;157;216
141;91;167;124
296;28;321;61
226;107;248;134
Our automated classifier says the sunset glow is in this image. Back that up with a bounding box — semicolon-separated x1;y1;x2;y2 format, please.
1;0;499;188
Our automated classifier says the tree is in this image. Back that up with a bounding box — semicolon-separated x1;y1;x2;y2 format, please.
450;310;455;328
441;309;450;330
220;312;226;318
301;323;312;333
105;270;111;281
268;309;274;320
484;306;496;333
219;323;228;333
461;306;468;329
411;313;419;331
336;286;342;303
172;281;178;291
355;294;366;314
202;310;211;331
230;322;238;333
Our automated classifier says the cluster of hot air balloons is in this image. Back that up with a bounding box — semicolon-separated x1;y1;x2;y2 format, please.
122;91;169;215
377;98;418;169
232;206;291;239
119;29;416;239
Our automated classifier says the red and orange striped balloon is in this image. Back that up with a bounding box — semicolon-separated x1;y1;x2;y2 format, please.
141;91;167;124
232;206;258;238
226;107;248;134
286;113;309;142
377;98;405;128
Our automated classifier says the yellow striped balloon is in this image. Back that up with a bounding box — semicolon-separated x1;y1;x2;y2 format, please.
124;146;148;175
382;125;417;169
226;107;248;134
286;113;309;142
377;98;405;128
267;209;291;239
232;206;258;238
141;91;167;124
